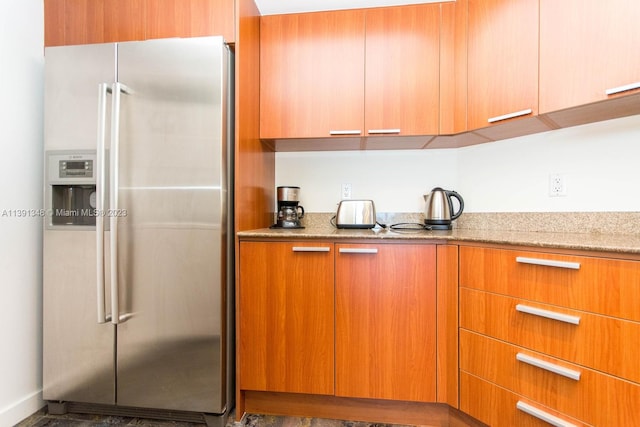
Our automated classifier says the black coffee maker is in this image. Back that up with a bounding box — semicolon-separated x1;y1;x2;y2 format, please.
272;186;305;229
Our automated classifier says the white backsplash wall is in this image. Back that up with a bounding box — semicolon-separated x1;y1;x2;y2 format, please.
276;149;459;213
276;114;640;214
457;114;640;213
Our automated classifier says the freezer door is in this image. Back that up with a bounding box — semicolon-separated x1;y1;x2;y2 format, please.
112;37;228;413
43;43;117;404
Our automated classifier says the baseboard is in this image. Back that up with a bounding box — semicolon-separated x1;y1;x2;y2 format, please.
0;389;45;427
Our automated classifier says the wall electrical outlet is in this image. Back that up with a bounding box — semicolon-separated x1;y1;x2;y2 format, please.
548;173;567;197
341;183;352;199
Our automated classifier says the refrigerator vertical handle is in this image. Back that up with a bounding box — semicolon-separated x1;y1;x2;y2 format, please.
109;82;132;325
109;83;130;324
110;82;120;324
96;83;109;324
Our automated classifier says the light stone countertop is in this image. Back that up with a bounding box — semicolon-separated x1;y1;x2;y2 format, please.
237;212;640;255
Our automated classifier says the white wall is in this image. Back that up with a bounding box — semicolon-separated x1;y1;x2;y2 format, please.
0;1;45;425
276;114;640;214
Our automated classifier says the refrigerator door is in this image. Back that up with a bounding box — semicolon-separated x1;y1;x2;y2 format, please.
112;37;228;413
43;43;117;404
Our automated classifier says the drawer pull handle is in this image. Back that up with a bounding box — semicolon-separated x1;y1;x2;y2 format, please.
516;304;581;325
292;247;331;252
487;108;532;123
338;248;378;254
516;256;581;270
367;128;401;134
329;130;362;135
516;401;578;427
605;81;640;96
516;353;581;381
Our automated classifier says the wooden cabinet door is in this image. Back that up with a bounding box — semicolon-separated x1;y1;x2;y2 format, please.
103;0;145;43
364;5;440;136
539;0;640;113
260;10;366;139
45;0;146;46
467;0;539;129
62;0;107;45
44;0;66;46
146;0;235;43
335;244;437;402
238;242;335;395
44;0;234;47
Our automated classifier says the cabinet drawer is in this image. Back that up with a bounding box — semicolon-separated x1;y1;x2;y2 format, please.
461;330;640;426
460;372;588;427
460;288;640;383
459;246;640;321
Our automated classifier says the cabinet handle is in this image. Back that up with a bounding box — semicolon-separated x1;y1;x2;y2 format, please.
329;130;361;135
516;304;581;325
487;108;533;123
338;248;378;254
292;247;331;252
605;81;640;96
516;353;581;381
367;128;401;134
516;256;580;270
516;401;578;427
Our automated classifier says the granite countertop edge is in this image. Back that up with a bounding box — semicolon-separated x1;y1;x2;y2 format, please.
236;227;640;254
237;212;640;255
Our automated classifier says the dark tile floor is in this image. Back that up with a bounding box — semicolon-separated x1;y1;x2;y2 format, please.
15;409;422;427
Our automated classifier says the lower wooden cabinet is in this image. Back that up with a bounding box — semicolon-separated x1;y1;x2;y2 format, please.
238;241;335;395
238;240;439;403
461;330;640;427
335;243;437;402
460;372;588;427
459;245;640;426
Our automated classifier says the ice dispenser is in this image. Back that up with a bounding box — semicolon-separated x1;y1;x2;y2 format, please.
45;150;101;228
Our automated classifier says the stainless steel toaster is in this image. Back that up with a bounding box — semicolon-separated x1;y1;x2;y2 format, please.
335;200;376;229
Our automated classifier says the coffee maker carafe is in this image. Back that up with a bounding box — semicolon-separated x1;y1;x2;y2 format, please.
273;186;305;228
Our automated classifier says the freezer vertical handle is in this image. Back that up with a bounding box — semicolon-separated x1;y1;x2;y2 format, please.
96;83;109;324
109;82;132;325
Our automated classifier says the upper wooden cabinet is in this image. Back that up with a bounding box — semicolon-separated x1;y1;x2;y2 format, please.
146;0;235;41
364;6;440;137
44;0;235;47
259;10;365;140
539;0;640;114
466;0;539;130
260;5;441;141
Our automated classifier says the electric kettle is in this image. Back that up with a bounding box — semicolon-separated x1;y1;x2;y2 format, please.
423;187;464;230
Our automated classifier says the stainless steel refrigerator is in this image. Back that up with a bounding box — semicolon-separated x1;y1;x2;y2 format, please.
42;36;234;426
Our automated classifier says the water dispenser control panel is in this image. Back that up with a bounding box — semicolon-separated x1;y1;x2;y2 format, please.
47;151;96;183
45;150;100;229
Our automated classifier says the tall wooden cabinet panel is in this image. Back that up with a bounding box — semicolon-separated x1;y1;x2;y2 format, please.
364;5;440;136
539;0;640;114
467;0;539;130
335;243;437;402
259;10;366;139
237;241;335;395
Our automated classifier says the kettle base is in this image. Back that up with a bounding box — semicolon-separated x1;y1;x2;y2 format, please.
424;220;453;230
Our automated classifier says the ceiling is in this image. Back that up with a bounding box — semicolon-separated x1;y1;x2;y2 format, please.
254;0;452;16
